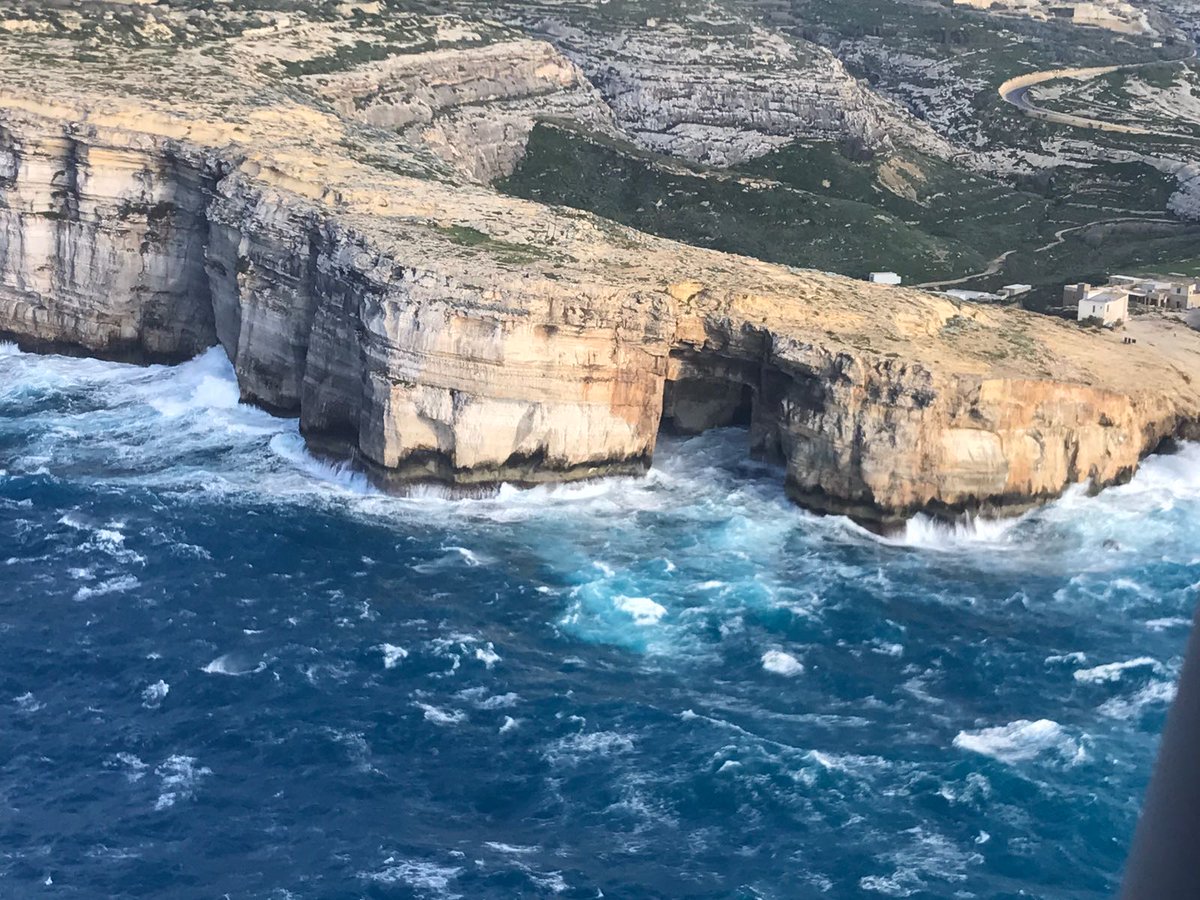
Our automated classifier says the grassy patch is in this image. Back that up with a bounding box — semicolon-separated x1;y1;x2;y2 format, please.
499;122;1190;290
499;124;987;281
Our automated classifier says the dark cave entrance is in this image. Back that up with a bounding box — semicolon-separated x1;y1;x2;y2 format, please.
660;376;756;435
657;350;794;469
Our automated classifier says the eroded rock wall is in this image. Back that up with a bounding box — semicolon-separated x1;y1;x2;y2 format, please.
671;306;1200;526
0;111;670;489
1;107;1197;527
0;124;217;361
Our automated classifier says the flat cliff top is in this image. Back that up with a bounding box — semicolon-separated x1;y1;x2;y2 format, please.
2;5;1199;406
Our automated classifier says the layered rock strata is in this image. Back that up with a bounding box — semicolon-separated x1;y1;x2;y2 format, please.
494;2;959;166
1;17;1199;526
306;37;619;183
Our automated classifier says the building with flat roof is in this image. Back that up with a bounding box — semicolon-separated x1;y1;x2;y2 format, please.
1067;283;1129;325
869;271;902;286
1108;275;1200;310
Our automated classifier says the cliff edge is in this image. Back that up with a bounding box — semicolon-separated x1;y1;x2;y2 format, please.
1;7;1199;527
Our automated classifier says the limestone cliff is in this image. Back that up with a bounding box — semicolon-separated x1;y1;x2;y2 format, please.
1;8;1199;527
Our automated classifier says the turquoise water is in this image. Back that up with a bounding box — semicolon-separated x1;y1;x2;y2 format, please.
1;345;1195;898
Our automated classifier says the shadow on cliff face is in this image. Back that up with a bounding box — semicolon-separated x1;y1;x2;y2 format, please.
660;377;754;436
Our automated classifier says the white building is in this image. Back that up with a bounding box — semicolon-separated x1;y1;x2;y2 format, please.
999;283;1032;298
1071;285;1129;326
869;272;902;286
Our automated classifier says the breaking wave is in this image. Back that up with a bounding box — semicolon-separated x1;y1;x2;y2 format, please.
953;719;1089;766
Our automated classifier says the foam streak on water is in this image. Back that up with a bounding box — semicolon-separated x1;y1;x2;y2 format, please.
0;346;1196;898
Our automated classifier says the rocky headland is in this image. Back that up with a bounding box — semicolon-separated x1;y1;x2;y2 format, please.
1;4;1199;527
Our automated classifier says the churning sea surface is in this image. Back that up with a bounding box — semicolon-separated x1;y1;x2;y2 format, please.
1;345;1197;900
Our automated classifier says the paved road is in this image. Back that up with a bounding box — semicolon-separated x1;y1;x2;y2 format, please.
918;51;1199;290
915;216;1183;290
999;50;1197;138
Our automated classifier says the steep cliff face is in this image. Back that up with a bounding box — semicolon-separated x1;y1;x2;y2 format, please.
0;108;673;491
0;125;217;361
1;15;1199;526
664;290;1200;525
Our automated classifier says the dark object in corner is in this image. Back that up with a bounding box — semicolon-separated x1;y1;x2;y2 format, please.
1119;603;1200;899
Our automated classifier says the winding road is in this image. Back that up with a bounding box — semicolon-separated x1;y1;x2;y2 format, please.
916;51;1199;290
915;215;1183;290
998;50;1198;138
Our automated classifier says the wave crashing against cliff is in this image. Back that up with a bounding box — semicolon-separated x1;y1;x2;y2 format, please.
2;69;1199;526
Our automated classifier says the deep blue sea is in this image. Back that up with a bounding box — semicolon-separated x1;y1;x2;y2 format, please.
1;344;1197;899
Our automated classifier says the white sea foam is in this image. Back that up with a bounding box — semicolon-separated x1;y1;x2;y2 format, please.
1031;443;1200;561
860;827;982;896
154;755;211;810
446;546;484;566
379;643;409;669
527;870;569;893
761;650;804;676
201;653;265;676
887;512;1019;551
499;716;520;733
412;546;493;574
141;680;169;708
613;595;667;626
1045;651;1088;666
483;842;538;855
1098;680;1178;719
14;691;43;712
325;729;375;773
94;527;125;545
109;752;148;782
474;692;520;710
416;703;466;726
936;772;992;806
74;575;140;601
544;731;634;764
1145;617;1191;631
147;361;239;417
269;432;375;494
363;858;463;897
474;643;501;668
805;750;891;779
953;719;1087;765
1073;657;1161;684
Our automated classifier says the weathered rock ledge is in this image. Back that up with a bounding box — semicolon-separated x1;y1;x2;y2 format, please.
1;26;1199;527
